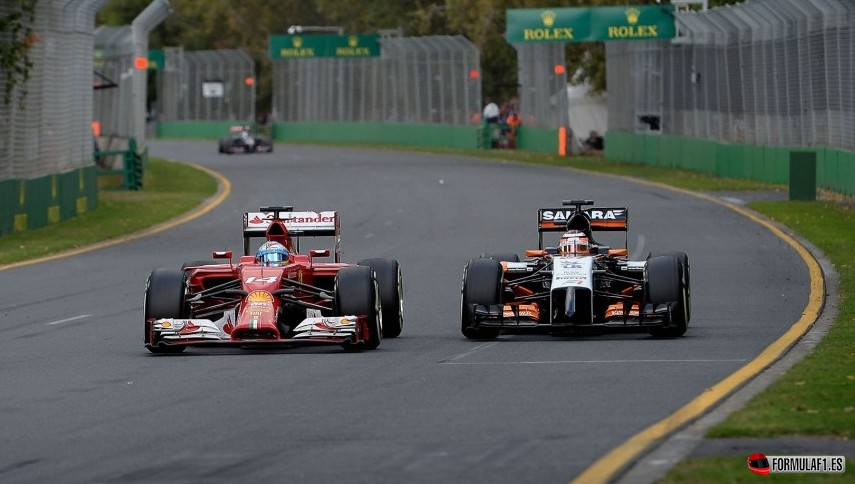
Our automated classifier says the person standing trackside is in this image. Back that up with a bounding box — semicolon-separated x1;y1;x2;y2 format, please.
483;98;501;147
483;99;500;124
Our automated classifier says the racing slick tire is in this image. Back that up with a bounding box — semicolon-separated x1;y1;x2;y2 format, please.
256;139;273;153
480;253;520;262
645;255;689;338
358;258;404;338
144;268;188;354
335;266;382;350
460;258;502;340
648;251;691;322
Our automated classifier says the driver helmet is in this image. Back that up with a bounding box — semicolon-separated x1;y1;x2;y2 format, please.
256;241;289;266
558;230;590;256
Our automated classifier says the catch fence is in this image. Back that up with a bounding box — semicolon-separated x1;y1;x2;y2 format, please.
93;25;135;139
514;43;570;129
157;48;256;122
0;1;104;181
607;0;855;152
270;35;481;126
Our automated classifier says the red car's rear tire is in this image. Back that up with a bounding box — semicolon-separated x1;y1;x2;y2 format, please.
358;258;404;338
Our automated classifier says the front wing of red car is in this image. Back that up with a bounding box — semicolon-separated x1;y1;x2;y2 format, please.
147;314;369;348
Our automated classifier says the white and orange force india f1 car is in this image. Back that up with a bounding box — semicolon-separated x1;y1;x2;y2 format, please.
461;200;690;339
144;206;403;354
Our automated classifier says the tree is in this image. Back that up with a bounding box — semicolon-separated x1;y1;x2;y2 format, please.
0;0;37;106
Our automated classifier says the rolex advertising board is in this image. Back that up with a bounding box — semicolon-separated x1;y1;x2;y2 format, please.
269;34;380;59
505;5;676;43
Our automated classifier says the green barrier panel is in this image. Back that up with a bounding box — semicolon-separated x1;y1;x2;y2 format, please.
789;151;817;201
605;132;854;198
515;126;559;154
158;120;479;149
274;121;481;150
158;121;245;140
0;166;98;236
0;179;17;235
155;120;566;154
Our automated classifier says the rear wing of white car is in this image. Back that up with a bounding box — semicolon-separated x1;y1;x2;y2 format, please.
242;206;341;261
537;199;628;249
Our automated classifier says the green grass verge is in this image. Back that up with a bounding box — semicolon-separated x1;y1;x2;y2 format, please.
0;158;217;265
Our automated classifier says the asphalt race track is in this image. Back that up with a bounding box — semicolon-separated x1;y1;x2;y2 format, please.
0;140;811;483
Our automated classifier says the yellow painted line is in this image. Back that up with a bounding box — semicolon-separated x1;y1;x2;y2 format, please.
572;185;825;484
0;162;231;272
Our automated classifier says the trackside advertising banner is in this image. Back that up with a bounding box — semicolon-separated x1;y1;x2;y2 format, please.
505;5;676;43
269;34;380;59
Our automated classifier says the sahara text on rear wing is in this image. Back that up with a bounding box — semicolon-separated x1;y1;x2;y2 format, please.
537;201;628;250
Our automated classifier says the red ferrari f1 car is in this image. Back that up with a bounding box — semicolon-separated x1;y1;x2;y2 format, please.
144;206;403;353
461;199;690;339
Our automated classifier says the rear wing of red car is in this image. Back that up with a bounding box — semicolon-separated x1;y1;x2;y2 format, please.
243;206;341;261
537;200;628;250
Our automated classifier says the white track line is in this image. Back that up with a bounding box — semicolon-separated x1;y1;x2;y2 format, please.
45;314;92;326
443;341;498;362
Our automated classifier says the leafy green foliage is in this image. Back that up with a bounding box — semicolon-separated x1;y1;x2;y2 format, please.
0;0;36;106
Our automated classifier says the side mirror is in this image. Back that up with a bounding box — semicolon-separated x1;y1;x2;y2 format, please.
309;249;330;258
213;251;233;260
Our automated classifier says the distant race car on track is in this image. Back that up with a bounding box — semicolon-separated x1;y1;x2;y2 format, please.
144;206;403;354
460;199;690;339
217;125;273;154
